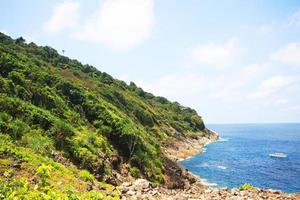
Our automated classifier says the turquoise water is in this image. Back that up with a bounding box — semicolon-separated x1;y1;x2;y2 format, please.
180;124;300;193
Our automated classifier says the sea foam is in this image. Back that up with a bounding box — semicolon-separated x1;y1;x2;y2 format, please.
219;137;229;142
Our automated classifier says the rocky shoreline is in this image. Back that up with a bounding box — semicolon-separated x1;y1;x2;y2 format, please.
164;128;219;161
118;129;300;200
118;178;300;200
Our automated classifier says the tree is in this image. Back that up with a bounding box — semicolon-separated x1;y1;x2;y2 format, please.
15;37;25;44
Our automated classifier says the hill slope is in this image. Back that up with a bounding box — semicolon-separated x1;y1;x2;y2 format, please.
0;32;214;199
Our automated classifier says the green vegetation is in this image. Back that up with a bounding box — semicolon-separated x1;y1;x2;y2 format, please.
79;170;95;182
239;183;255;190
0;134;118;199
130;167;140;178
0;32;207;198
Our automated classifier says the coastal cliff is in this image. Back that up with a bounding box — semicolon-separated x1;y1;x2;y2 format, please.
0;32;299;199
0;32;216;199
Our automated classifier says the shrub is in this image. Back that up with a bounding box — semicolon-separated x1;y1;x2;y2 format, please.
133;107;154;126
130;167;140;178
79;170;94;182
0;178;30;199
0;112;11;122
21;130;54;155
74;147;99;171
85;191;105;199
67;189;81;200
68;128;112;172
8;71;26;86
50;120;74;149
36;164;53;188
239;183;254;190
9;119;29;140
0;112;12;133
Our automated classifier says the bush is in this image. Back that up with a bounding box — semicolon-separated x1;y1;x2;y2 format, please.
0;112;11;122
133;107;154;126
36;164;53;188
0;112;11;133
74;147;100;171
9;119;29;140
8;71;26;86
0;178;30;199
239;183;254;190
50;120;74;149
130;167;140;178
79;170;94;182
21;130;54;155
68;128;112;172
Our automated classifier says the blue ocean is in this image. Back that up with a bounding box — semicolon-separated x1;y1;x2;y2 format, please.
180;123;300;193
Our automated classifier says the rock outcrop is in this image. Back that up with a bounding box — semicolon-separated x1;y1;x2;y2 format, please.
164;128;219;161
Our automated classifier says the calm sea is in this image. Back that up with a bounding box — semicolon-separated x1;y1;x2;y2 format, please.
180;123;300;193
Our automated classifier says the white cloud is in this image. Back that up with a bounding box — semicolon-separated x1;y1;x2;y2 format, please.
138;63;269;104
271;43;300;66
72;0;154;50
288;8;300;27
44;0;80;34
212;63;268;102
282;105;300;112
258;22;276;35
136;74;207;101
238;63;269;85
256;9;300;37
250;76;294;98
191;38;241;67
273;99;288;106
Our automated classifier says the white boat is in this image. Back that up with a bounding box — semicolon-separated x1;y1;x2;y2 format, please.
269;153;287;158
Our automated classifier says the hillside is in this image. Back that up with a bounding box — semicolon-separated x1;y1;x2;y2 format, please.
0;32;216;199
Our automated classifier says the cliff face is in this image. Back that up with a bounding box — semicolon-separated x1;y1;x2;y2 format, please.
0;32;216;198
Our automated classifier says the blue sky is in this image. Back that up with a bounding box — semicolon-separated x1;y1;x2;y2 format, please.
1;0;300;123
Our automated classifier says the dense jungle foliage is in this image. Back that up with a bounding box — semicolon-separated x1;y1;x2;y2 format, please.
0;32;206;199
